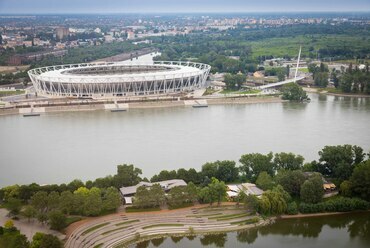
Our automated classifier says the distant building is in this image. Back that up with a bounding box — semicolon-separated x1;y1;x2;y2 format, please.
127;31;135;40
55;27;69;40
119;179;187;205
226;183;264;200
7;49;67;65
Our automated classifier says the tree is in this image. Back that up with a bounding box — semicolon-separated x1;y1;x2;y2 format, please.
22;205;37;222
314;72;329;87
4;220;14;229
255;172;274;190
300;174;324;204
340;73;353;93
5;198;22;216
201;163;218;180
133;186;153;208
102;187;121;212
208;178;227;206
186;182;199;204
150;184;166;207
37;212;48;225
318;145;365;181
274;152;304;170
113;164;142;188
243;194;259;212
340;180;352;197
31;232;44;248
30;191;49;213
47;192;60;211
216;161;239;183
59;191;75;215
275;170;306;197
202;160;239;183
349;160;370;201
258;186;290;215
198;187;213;205
84;187;103;216
224;73;246;90
167;186;188;207
281;83;309;101
150;170;177;182
38;234;63;248
239;152;275;182
67;179;84;192
48;210;66;231
277;70;285;81
286;65;290;78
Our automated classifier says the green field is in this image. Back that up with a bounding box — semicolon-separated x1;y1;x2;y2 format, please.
249;35;370;59
0;90;25;97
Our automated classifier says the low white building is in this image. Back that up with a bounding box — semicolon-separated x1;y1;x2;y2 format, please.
119;179;187;205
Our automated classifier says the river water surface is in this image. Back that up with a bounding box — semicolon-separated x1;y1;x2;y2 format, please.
137;212;370;248
0;93;369;186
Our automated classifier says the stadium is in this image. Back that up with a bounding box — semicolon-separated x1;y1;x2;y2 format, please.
27;61;211;98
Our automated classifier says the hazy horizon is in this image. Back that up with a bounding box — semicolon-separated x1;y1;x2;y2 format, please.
0;0;369;14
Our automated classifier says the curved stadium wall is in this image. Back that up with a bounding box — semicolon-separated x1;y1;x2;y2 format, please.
28;61;211;98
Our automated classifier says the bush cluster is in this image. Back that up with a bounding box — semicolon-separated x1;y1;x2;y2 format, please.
299;197;369;214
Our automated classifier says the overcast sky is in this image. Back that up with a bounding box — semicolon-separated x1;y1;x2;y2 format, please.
0;0;369;14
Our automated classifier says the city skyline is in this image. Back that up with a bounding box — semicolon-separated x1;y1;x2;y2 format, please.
0;0;370;14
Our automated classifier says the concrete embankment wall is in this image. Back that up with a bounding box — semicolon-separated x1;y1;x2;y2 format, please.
0;96;284;116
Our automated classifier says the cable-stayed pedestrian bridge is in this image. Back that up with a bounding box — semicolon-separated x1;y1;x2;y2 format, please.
255;76;305;90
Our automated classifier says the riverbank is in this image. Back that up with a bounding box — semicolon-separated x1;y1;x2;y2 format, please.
303;87;370;98
280;210;370;219
0;95;285;116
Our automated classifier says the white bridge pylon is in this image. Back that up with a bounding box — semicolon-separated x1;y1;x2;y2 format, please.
255;46;304;90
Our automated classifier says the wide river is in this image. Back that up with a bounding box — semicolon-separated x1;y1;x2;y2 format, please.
137;212;370;248
0;93;369;186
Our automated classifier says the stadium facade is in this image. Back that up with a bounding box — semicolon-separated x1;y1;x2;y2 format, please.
28;61;211;98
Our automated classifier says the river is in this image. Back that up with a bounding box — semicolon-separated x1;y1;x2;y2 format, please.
0;93;369;187
136;212;370;248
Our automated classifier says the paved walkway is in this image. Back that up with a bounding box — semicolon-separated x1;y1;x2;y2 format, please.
0;208;65;240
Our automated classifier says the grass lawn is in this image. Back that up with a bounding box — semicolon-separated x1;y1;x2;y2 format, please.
203;88;218;96
210;212;253;221
93;244;103;248
115;219;140;226
65;216;84;226
125;207;161;213
220;89;261;94
186;213;222;217
249;34;370;59
0;90;25;97
142;223;184;229
101;225;132;235
230;217;260;226
298;68;309;73
81;222;110;236
168;202;193;210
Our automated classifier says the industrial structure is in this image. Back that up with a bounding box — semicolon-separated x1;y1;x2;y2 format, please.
28;61;211;99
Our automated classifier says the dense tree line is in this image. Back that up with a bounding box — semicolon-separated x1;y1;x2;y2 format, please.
1;145;369;223
338;63;370;94
308;62;329;87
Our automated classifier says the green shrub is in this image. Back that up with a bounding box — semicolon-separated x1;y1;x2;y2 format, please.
286;202;298;215
299;197;369;214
